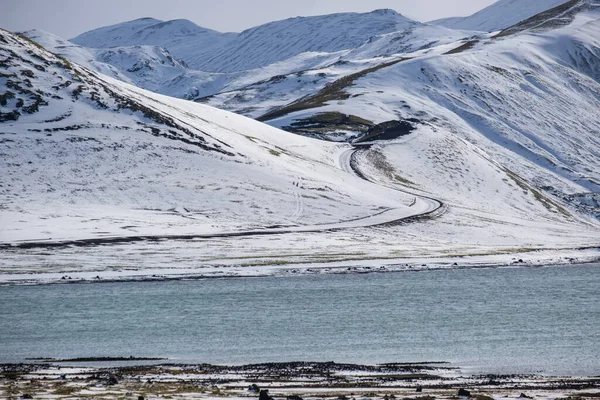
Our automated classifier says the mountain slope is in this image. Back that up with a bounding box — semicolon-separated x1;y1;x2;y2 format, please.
196;9;419;73
261;1;600;220
199;25;480;121
70;18;236;71
23;29;132;82
0;29;422;243
71;10;419;73
2;26;599;280
431;0;571;32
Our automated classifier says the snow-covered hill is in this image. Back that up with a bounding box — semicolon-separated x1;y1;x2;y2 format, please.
2;2;600;282
0;29;424;243
70;10;418;73
430;0;571;32
196;9;418;73
70;18;236;71
28;8;477;107
262;1;600;220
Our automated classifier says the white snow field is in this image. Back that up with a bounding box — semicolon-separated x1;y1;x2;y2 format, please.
1;1;600;284
1;30;431;244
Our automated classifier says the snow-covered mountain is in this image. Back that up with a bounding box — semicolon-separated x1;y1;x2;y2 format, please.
70;10;418;73
430;0;571;32
29;11;459;104
261;0;600;219
199;25;479;120
70;18;236;71
0;29;429;244
2;1;600;280
30;10;423;101
195;9;418;73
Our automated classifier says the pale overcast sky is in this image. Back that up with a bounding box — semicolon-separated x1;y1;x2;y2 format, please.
2;0;497;39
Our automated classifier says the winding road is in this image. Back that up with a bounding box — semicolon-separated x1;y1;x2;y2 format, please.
338;146;443;224
3;146;444;249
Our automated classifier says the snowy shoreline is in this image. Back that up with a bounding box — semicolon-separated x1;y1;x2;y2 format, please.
1;246;598;286
1;361;599;400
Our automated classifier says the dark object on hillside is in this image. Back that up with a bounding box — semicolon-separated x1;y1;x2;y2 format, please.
138;396;145;400
416;386;423;392
287;395;304;400
458;388;471;398
106;374;119;385
249;384;260;392
21;394;33;399
354;119;418;143
260;389;274;400
520;394;533;399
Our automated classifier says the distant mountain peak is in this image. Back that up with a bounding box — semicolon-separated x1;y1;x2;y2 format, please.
70;9;419;72
370;8;400;15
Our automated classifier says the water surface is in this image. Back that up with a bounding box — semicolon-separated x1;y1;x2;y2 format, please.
1;264;599;375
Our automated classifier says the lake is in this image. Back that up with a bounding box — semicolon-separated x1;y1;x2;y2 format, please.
1;264;599;375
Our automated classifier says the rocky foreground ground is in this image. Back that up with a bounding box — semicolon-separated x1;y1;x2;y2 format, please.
1;362;599;400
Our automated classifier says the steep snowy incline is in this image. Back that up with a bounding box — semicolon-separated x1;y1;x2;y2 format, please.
0;29;422;244
431;0;571;32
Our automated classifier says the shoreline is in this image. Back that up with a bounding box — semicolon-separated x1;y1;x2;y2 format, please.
2;361;599;400
1;247;599;286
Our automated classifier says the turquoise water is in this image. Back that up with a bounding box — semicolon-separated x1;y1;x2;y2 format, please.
1;264;599;375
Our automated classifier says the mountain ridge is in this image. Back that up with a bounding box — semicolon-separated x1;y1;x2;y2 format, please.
71;9;419;72
430;0;572;32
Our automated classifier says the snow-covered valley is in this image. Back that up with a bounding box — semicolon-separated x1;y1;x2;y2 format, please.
1;0;600;283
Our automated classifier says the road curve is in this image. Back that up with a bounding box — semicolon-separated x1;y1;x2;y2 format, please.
339;146;444;226
2;146;444;249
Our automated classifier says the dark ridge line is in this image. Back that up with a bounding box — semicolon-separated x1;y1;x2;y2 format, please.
256;57;411;122
493;0;588;38
0;228;335;250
